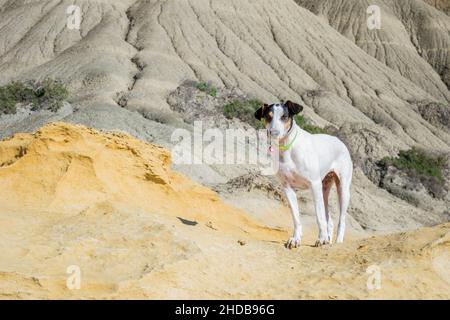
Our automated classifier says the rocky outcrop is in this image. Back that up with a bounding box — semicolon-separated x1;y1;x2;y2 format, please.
416;101;450;131
424;0;450;14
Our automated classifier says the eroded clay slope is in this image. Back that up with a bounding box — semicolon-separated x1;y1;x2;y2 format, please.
296;0;450;97
424;0;450;15
0;0;449;154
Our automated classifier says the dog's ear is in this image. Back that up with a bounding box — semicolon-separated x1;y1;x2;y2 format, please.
255;103;269;120
285;100;303;116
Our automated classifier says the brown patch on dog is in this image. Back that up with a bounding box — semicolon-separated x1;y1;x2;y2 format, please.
322;171;340;193
322;171;341;207
284;118;293;131
322;171;340;220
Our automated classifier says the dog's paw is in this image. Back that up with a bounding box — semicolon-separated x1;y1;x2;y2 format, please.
326;233;333;245
285;236;301;249
314;238;330;247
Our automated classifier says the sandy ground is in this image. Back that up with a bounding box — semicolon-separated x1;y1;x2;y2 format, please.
0;123;448;299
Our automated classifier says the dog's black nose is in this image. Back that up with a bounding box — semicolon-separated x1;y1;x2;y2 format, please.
270;129;280;136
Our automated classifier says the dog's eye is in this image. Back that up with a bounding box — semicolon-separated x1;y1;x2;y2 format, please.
281;114;288;120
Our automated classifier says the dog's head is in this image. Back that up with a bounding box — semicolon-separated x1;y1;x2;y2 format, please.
255;101;303;139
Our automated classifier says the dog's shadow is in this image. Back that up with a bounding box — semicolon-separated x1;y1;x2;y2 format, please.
177;217;198;226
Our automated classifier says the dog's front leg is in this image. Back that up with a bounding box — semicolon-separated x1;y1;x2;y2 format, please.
283;186;302;249
311;180;329;247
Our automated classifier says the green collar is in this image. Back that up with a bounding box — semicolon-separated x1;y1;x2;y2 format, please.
279;130;298;151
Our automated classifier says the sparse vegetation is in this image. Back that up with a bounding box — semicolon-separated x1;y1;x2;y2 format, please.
223;99;264;129
0;79;69;115
379;147;448;199
381;148;446;184
294;115;328;134
196;82;217;97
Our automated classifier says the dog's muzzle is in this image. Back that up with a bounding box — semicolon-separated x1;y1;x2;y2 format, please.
269;128;280;137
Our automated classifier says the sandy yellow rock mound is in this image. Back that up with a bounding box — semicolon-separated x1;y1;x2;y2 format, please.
0;122;284;240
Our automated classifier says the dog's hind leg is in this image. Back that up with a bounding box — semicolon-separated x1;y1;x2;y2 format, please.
311;180;329;247
335;172;351;243
322;174;335;244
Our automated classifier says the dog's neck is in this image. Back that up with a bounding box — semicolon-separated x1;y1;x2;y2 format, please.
279;119;300;149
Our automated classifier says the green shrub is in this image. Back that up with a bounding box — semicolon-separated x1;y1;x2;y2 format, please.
0;81;32;114
196;82;217;97
0;79;68;115
31;78;69;112
223;99;264;129
294;115;327;134
380;147;447;184
0;88;16;114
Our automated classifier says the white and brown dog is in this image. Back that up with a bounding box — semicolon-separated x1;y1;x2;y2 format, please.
255;101;353;248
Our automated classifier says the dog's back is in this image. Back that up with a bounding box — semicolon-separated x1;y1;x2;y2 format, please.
303;133;352;179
